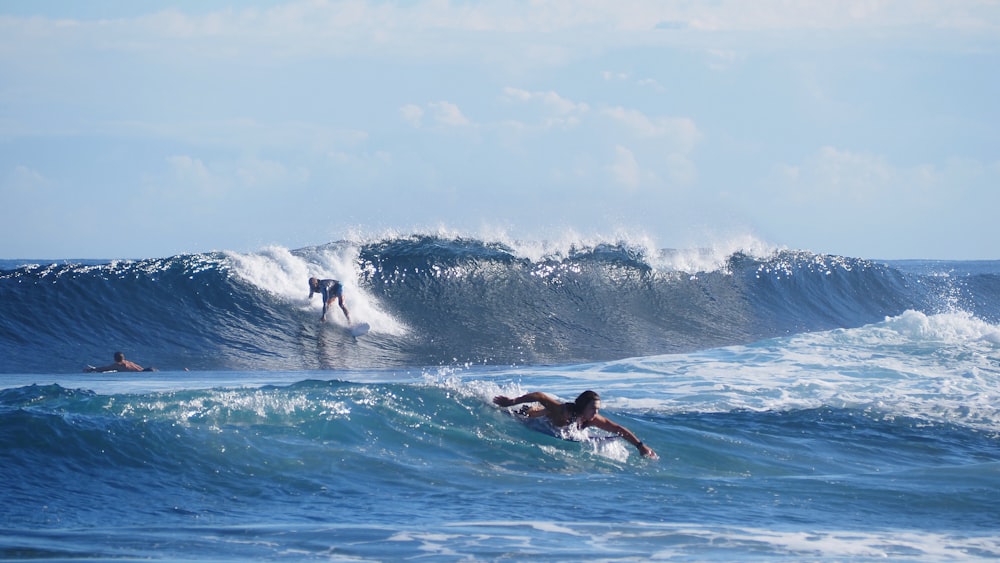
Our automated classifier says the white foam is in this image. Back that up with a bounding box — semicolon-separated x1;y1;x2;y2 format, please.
589;310;1000;431
882;309;1000;344
313;226;782;274
438;521;1000;560
442;310;1000;432
224;244;407;335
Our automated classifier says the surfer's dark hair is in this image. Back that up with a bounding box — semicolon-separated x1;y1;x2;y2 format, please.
571;390;600;416
114;351;125;362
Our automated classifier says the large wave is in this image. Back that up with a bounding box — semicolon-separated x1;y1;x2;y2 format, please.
1;234;997;373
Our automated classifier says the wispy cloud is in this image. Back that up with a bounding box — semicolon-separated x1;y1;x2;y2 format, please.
3;165;48;194
610;145;641;190
4;1;995;64
428;101;472;127
601;106;702;152
167;155;227;198
770;146;1000;212
502;87;589;115
400;104;424;128
399;101;474;130
501;87;589;129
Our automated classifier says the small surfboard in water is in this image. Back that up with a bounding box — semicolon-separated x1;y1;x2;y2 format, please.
348;322;370;337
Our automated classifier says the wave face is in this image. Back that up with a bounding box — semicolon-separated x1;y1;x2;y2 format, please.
1;235;998;373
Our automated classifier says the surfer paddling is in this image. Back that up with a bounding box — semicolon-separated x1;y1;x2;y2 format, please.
308;277;351;323
493;390;658;459
84;351;156;373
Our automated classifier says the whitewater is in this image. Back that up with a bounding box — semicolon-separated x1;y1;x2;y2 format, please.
1;233;998;561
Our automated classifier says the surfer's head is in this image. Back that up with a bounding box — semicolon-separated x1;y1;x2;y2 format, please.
113;351;125;362
573;390;601;422
309;277;319;290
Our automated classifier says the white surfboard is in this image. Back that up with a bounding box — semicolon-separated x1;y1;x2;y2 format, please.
348;322;370;337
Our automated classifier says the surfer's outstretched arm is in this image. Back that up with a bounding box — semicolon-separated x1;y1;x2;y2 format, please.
590;415;659;459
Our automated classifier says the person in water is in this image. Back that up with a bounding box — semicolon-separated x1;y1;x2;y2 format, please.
493;390;658;459
84;351;155;373
308;277;351;323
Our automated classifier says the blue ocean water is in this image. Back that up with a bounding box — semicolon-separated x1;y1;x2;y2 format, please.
1;234;999;561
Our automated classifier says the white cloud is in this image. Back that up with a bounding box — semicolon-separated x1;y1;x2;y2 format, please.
8;1;994;70
428;101;472;127
665;153;698;185
168;154;210;179
706;49;744;71
750;148;1000;258
606;145;697;192
4;165;47;193
1;2;997;260
167;155;311;195
779;146;894;205
636;77;666;92
657;1;1000;32
610;145;641;190
400;104;424;128
328;150;392;167
501;87;590;130
167;155;227;197
236;158;309;188
211;2;1000;36
502;87;589;115
768;147;1000;217
602;106;702;152
600;71;667;92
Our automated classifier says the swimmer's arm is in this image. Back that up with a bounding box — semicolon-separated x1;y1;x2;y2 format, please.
493;392;559;409
592;415;659;459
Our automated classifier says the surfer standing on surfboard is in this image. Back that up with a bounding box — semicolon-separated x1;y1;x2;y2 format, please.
493;390;658;459
308;277;351;323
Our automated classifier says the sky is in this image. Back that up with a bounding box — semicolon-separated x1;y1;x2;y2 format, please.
1;1;998;261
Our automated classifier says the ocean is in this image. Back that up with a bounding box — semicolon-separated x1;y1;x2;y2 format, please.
1;234;998;561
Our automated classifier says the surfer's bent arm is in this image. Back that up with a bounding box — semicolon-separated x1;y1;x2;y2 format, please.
592;416;658;459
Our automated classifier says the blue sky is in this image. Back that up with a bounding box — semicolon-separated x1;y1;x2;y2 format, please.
1;1;998;260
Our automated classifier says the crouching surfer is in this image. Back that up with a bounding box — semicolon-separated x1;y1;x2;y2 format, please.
493;390;658;459
84;351;157;373
308;277;351;323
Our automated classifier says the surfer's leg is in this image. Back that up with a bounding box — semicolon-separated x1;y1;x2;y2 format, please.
337;295;351;322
